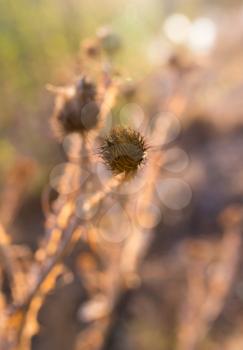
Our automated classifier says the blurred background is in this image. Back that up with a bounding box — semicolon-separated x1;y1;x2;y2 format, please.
1;0;243;349
0;0;242;189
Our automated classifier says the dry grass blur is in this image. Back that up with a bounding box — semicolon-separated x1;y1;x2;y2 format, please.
1;1;243;350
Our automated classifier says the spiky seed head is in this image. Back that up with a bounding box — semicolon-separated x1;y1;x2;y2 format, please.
51;77;100;139
100;126;147;177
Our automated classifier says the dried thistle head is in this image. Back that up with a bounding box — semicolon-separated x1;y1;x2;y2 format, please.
100;126;147;177
51;76;100;139
82;38;100;58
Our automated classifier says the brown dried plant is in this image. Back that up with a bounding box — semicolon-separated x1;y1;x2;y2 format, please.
0;31;166;350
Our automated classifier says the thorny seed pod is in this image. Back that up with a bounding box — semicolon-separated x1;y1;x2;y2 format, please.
97;26;121;55
51;77;100;139
100;126;147;177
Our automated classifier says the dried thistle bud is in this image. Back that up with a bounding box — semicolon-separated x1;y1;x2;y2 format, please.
51;77;100;139
97;26;121;55
82;38;100;58
120;80;137;101
100;126;147;177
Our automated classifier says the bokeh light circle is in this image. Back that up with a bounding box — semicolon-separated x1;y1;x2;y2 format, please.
98;203;132;243
163;147;189;173
156;178;192;210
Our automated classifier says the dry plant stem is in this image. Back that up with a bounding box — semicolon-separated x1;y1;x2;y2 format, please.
176;229;242;350
0;224;14;298
88;83;118;145
0;224;26;304
37;135;85;263
82;174;124;214
95;153;164;350
17;174;124;349
98;84;117;128
121;152;163;280
17;221;81;348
